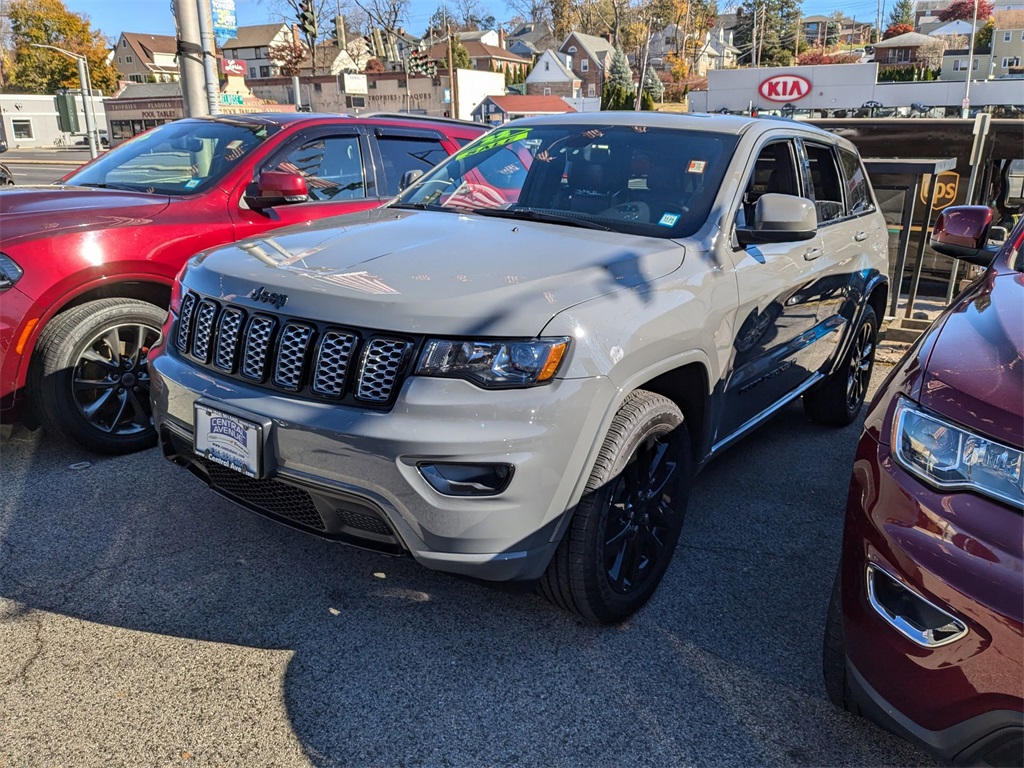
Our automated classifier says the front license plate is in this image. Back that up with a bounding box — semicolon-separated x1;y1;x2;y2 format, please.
194;404;262;478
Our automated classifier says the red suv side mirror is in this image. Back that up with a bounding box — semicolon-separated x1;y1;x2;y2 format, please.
930;205;997;267
245;170;310;210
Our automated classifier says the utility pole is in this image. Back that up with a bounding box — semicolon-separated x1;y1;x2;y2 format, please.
196;0;220;115
962;0;980;117
751;4;757;67
447;25;459;118
173;0;209;117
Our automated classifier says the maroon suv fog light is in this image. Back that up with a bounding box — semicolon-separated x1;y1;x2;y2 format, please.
418;462;514;497
867;564;969;648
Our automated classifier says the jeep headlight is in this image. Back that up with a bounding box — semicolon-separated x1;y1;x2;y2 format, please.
0;253;23;291
892;397;1023;509
416;337;569;388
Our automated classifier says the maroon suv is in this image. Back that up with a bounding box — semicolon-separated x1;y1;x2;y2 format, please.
0;113;486;453
825;206;1023;766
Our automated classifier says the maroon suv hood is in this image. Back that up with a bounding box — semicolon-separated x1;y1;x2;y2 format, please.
0;186;171;245
920;270;1024;447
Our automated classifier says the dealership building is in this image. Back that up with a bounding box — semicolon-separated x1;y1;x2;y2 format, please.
687;63;1024;116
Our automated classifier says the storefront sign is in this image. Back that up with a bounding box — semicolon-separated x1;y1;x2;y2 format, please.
758;74;811;102
221;59;246;77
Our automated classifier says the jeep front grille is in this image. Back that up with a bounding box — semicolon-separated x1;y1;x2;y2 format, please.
174;290;413;407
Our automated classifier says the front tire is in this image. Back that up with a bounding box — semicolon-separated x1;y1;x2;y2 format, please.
804;305;878;426
539;390;691;624
30;298;165;454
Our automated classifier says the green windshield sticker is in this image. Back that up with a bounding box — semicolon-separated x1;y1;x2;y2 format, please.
455;127;532;160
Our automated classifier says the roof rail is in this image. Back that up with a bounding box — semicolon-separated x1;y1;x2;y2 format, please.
364;111;485;127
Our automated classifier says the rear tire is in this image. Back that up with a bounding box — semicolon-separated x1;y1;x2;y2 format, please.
804;306;878;426
30;298;165;454
539;390;691;624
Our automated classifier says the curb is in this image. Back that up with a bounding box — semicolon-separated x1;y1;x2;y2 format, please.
4;159;84;166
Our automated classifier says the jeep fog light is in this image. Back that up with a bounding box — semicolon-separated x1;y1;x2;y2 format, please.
418;462;514;496
867;564;968;648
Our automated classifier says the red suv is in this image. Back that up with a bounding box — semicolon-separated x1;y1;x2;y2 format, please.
0;113;486;453
825;207;1023;766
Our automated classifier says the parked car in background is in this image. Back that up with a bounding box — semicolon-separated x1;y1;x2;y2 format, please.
0;140;13;186
825;206;1023;766
150;113;889;623
0;112;487;453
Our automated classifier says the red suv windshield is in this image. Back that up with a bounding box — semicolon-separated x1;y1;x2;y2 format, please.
65;118;279;196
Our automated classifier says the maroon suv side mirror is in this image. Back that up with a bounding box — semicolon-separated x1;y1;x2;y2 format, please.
930;205;997;267
245;170;310;210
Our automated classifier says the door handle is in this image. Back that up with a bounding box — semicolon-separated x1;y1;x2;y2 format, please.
803;247;823;261
854;231;869;242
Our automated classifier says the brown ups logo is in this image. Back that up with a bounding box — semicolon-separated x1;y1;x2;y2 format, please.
920;171;960;210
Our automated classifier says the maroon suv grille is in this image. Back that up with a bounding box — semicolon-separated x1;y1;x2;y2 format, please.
174;291;415;406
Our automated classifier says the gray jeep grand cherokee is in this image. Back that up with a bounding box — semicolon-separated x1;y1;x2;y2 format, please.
151;113;888;623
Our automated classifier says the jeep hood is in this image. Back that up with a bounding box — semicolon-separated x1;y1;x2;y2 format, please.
186;209;686;337
0;186;171;246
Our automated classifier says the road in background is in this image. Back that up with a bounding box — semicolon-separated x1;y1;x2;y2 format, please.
2;148;92;185
0;360;935;766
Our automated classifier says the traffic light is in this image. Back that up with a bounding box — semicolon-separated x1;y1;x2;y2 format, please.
330;15;343;46
298;0;318;39
54;92;79;133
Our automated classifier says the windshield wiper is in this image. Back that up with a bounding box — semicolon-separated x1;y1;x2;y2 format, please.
389;202;431;210
470;207;612;231
77;182;143;192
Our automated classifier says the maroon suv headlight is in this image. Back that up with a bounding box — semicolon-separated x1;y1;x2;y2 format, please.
892;396;1024;509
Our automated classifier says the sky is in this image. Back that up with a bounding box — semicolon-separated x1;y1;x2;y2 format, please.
67;0;881;43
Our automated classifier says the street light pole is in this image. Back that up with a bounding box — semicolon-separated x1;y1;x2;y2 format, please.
31;43;99;159
962;0;980;118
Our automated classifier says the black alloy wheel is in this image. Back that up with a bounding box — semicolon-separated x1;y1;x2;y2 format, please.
539;389;691;624
604;431;683;595
71;322;159;437
31;298;167;454
845;317;875;413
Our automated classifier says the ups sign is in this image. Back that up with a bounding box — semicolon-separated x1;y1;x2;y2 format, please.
920;171;960;210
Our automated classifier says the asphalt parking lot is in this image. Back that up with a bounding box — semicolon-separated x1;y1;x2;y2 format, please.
0;352;936;767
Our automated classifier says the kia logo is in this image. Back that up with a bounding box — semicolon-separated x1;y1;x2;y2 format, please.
758;74;811;102
249;286;288;309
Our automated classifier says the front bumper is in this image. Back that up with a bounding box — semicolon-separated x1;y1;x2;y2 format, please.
151;348;616;582
840;430;1023;765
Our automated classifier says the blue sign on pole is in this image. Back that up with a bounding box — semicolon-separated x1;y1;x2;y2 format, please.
211;0;237;40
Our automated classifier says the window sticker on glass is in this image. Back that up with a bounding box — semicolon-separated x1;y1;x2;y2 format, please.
688;160;707;174
184;179;202;189
456;127;532;160
659;213;680;227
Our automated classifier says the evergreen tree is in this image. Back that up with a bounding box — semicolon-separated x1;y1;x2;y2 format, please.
733;0;803;67
887;0;915;28
609;49;633;89
643;66;664;101
446;35;470;70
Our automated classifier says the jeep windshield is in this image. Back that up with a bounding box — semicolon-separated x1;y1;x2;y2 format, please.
392;123;738;238
64;118;278;196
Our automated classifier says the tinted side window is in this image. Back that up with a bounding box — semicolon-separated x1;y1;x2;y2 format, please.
740;140;800;227
268;134;366;202
377;136;449;196
838;147;873;215
805;143;845;223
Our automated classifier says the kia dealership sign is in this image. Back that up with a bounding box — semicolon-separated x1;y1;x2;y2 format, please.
758;74;811;102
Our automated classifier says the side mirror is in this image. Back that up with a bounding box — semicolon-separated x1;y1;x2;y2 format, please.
244;170;309;210
0;139;7;153
399;169;423;191
930;205;998;267
736;193;818;245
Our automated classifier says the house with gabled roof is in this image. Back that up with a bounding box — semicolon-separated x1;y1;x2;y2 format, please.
559;32;614;97
471;94;576;124
425;39;531;77
222;23;293;80
507;20;558;59
112;32;179;83
525;50;582;97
